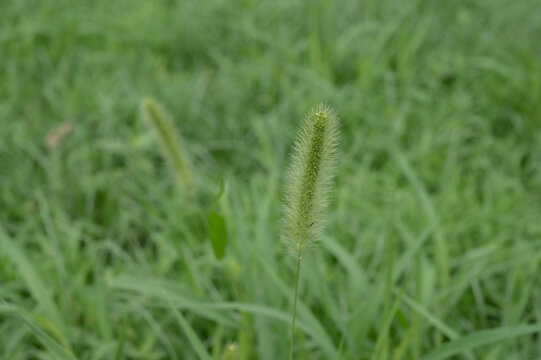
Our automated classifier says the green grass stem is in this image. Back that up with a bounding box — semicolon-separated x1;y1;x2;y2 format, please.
289;250;302;360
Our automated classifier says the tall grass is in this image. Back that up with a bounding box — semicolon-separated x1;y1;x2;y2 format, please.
1;0;541;359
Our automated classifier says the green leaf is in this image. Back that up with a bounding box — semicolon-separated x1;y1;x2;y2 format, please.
208;211;227;259
421;324;541;360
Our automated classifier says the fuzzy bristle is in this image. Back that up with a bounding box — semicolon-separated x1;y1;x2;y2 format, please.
283;104;340;254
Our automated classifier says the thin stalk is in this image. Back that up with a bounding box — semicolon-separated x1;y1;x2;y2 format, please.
289;249;302;360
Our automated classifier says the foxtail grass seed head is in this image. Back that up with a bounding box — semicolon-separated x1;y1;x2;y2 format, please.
140;98;194;192
283;104;339;255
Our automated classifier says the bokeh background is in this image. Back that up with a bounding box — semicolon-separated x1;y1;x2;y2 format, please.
1;0;541;359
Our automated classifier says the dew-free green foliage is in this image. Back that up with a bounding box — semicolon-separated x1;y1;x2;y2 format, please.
1;0;541;359
208;211;227;260
208;180;228;260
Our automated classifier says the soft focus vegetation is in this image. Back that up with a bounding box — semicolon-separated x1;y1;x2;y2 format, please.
1;0;541;359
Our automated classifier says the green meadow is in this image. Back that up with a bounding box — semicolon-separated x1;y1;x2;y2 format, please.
1;0;541;359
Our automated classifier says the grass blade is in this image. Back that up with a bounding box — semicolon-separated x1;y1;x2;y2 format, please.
421;324;541;360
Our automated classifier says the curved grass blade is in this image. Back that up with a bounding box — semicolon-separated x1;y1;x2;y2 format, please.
109;275;337;358
421;324;541;360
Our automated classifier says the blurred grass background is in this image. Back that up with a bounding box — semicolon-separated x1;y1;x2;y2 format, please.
1;0;541;359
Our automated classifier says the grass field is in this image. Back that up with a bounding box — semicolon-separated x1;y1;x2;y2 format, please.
1;0;541;359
